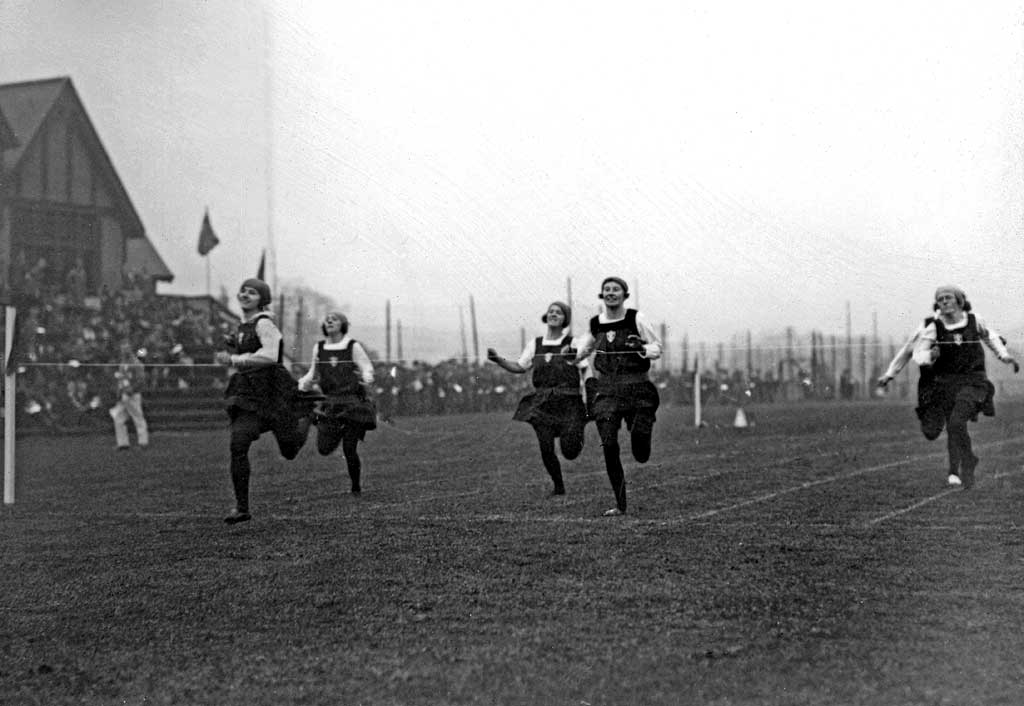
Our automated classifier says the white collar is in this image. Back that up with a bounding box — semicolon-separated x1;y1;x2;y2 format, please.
322;335;352;348
939;312;968;328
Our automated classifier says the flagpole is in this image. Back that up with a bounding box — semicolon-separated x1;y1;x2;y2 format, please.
459;306;468;362
294;296;304;362
205;255;212;327
263;4;277;293
566;276;573;335
469;295;479;365
693;353;702;428
385;300;392;364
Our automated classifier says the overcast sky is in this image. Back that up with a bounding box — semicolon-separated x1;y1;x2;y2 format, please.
3;1;1024;363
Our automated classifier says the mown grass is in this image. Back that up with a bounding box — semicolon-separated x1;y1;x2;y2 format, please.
3;398;1024;705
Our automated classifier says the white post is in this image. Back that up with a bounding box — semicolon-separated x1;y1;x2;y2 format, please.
693;354;702;428
4;304;16;505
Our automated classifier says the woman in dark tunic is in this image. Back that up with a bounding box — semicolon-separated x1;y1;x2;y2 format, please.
298;312;377;496
215;278;314;524
488;301;587;496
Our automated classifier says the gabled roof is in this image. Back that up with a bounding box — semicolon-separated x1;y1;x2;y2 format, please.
0;77;173;282
0;77;147;236
0;77;64;170
125;236;173;281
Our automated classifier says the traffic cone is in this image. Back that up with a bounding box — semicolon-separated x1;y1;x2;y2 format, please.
733;407;749;428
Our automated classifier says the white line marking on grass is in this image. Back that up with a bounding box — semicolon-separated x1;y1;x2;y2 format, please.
861;457;1024;528
685;456;935;521
417;512;666;525
991;467;1022;481
414;453;961;526
127;443;1024;526
862;489;960;527
683;438;1024;524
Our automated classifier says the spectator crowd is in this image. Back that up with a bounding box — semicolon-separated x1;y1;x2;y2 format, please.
1;260;862;434
3;262;221;431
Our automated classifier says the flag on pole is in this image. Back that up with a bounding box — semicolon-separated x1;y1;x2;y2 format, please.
256;250;266;280
197;210;220;256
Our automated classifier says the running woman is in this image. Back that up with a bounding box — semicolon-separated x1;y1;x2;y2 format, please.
911;285;1018;488
297;312;377;496
573;276;662;516
487;301;588;496
215;278;314;524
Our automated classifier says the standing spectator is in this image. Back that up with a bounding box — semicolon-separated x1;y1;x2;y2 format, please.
573;276;662;516
65;257;87;301
297;312;376;496
214;278;314;524
487;301;587;497
109;341;149;450
911;285;1018;488
22;257;47;300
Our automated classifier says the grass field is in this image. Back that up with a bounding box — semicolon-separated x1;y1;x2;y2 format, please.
3;397;1024;705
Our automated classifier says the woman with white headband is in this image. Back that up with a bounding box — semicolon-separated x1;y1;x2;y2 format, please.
911;285;1018;489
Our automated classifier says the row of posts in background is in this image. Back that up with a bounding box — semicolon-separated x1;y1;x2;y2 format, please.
395;297;901;402
268;290;1020;402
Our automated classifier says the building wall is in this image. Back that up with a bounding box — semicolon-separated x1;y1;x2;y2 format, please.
7;106;123;293
69;127;93;205
99;214;123;291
